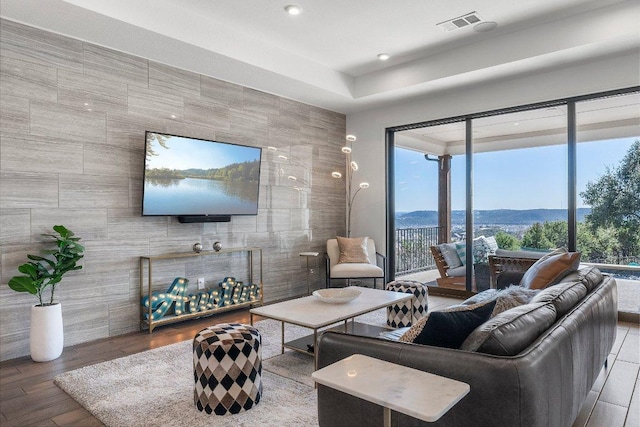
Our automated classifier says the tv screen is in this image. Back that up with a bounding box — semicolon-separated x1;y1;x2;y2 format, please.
142;131;262;217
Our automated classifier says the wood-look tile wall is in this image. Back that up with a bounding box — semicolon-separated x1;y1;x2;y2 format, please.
0;19;347;361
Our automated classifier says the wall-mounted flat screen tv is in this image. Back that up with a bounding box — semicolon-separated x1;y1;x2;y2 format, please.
142;131;262;219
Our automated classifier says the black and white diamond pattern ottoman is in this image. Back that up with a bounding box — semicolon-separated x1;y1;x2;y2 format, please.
193;323;262;415
386;280;429;328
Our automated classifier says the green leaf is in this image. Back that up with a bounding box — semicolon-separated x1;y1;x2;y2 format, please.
8;276;38;294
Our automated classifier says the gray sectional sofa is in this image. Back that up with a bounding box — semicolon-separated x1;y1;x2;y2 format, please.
316;267;617;427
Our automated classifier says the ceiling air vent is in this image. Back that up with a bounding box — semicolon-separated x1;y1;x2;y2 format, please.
437;12;484;32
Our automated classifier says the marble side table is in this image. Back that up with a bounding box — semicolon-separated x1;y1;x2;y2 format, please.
312;354;470;426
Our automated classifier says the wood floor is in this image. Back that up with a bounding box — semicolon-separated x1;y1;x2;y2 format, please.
0;295;638;427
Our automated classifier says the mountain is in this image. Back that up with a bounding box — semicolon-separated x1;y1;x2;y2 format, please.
396;208;591;228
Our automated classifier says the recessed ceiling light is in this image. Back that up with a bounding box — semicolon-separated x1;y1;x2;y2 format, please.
377;53;390;61
284;5;301;15
346;135;357;142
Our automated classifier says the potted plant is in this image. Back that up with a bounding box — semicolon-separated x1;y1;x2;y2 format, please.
8;225;84;362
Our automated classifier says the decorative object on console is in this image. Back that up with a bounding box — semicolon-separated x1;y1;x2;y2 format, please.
140;247;263;332
7;225;84;362
141;277;261;321
192;243;203;253
331;135;369;237
312;288;361;304
213;241;222;252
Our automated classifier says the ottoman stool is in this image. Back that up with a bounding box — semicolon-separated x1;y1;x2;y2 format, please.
386;280;429;328
193;323;262;415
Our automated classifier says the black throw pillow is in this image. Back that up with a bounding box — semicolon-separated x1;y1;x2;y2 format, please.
413;300;497;348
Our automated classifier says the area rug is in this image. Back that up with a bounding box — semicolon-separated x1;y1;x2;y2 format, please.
54;309;388;427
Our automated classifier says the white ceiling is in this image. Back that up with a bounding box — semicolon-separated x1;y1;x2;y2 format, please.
1;0;638;114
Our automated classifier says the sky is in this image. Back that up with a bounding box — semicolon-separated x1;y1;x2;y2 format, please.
395;137;636;212
147;135;261;170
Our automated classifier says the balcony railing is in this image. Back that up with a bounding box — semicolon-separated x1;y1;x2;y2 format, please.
395;226;440;275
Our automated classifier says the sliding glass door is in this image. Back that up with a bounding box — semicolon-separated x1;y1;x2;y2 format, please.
387;87;639;304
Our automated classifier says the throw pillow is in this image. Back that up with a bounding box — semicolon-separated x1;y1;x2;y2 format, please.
484;236;499;253
439;243;462;268
336;236;370;264
455;243;467;266
401;300;497;349
491;286;540;316
458;286;538;317
520;250;582;290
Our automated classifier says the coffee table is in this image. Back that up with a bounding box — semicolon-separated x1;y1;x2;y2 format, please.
249;286;412;370
312;354;470;426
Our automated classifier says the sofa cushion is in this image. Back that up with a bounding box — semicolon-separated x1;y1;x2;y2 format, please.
400;300;496;348
460;302;557;355
520;249;581;290
438;243;462;268
336;236;370;264
530;281;588;318
562;266;605;293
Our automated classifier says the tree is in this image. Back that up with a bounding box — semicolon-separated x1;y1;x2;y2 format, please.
145;133;170;161
580;140;640;256
495;231;520;250
521;223;553;250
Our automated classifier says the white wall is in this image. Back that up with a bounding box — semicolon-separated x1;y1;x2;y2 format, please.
346;50;640;254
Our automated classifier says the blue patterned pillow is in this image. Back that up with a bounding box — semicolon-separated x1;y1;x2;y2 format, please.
455;243;467;266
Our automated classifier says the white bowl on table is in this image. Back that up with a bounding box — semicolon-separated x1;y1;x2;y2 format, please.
312;288;361;304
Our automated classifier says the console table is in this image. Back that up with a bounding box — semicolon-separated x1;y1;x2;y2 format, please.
139;247;263;333
312;354;470;426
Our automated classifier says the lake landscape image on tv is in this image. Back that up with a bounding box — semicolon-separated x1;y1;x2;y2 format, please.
142;132;261;216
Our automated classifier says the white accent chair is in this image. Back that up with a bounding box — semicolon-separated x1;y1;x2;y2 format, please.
325;238;387;289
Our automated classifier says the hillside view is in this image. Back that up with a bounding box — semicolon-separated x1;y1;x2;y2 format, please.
396;208;591;228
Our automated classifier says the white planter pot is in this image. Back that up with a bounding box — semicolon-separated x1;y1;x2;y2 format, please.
30;303;64;362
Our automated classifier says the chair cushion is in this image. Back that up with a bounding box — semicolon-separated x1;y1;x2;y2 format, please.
330;263;383;279
460;302;557;355
438;243;462;268
336;236;370;264
495;249;547;259
455;243;467;266
447;265;467;277
530;281;588;317
519;249;582;290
